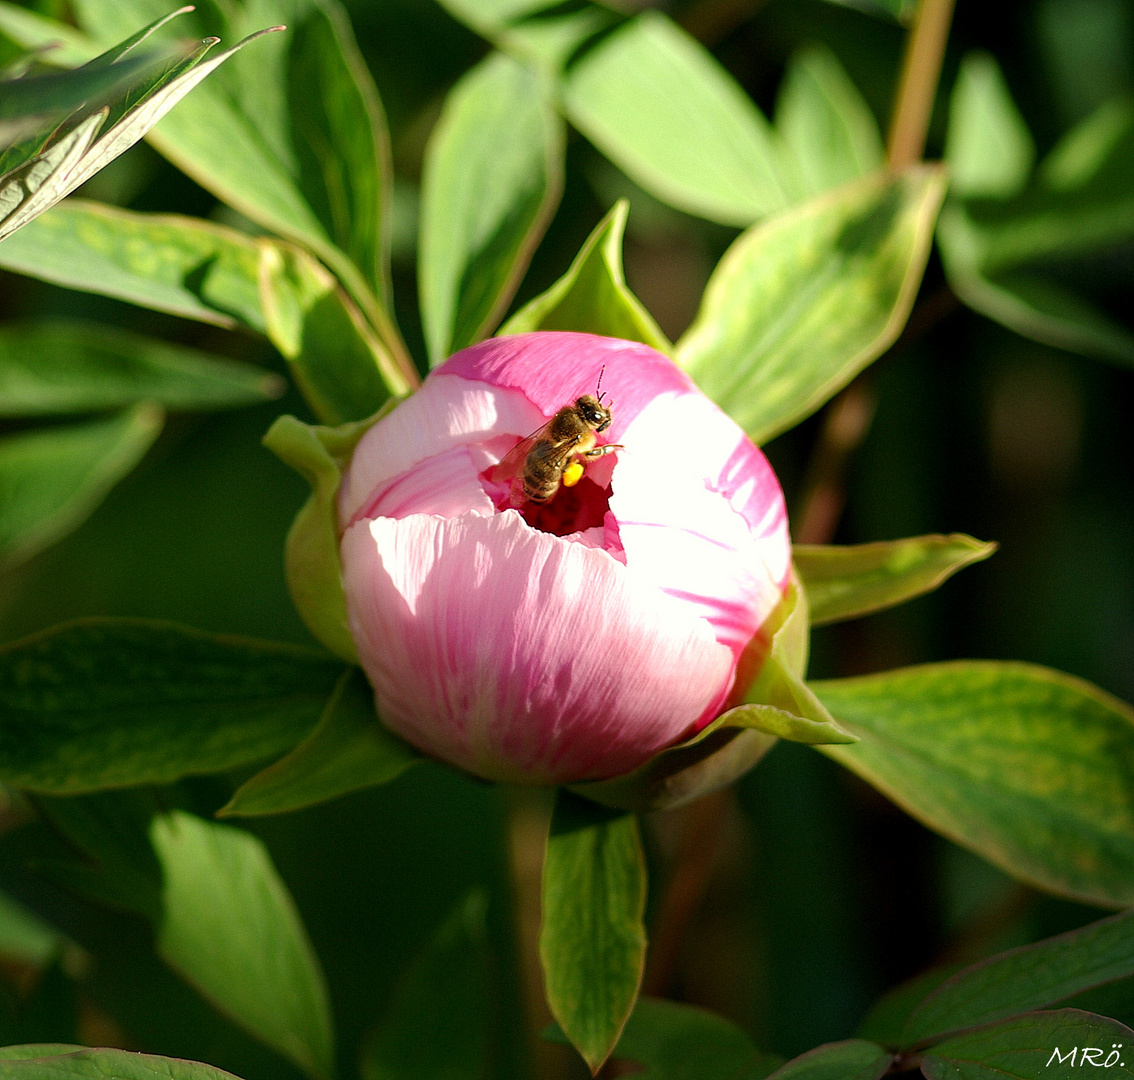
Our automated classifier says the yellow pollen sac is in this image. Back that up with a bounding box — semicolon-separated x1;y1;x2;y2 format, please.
562;461;585;488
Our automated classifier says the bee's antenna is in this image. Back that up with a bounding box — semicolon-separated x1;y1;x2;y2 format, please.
595;365;607;403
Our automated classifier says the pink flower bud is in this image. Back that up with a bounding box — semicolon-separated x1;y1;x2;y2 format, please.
338;332;791;785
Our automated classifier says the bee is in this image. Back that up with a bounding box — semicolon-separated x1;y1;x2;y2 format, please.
496;376;624;505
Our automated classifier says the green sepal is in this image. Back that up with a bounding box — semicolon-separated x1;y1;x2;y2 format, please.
794;533;998;627
259;240;410;425
263;408;393;663
498;199;670;352
729;574;856;744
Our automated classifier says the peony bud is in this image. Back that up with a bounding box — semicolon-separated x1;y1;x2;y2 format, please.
338;332;791;785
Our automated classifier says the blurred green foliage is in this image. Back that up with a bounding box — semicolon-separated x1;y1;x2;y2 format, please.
0;0;1130;1076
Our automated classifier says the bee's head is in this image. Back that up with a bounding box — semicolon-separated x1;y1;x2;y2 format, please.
576;395;612;432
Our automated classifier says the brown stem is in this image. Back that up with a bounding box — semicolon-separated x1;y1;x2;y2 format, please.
794;380;878;545
886;0;958;169
642;788;732;997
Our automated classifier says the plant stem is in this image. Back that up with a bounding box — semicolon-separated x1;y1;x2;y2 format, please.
794;380;877;545
504;787;566;1080
886;0;957;168
642;789;732;996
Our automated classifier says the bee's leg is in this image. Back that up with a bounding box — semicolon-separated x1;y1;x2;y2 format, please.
580;443;623;460
562;443;623;489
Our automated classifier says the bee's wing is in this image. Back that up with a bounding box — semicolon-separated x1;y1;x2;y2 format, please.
492;420;556;483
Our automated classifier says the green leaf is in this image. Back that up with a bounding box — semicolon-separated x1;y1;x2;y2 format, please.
0;404;161;569
432;0;619;74
0;321;281;416
260;241;409;425
0;5;188;164
220;668;419;817
0;47;167;148
596;998;783;1080
0;16;285;244
945;52;1035;199
499;200;669;351
900;910;1134;1045
71;0;410;372
0;5;92;68
677;167;946;444
764;1039;891;1080
151;811;334;1080
0;1046;247;1080
361;891;493;1080
277;0;392;304
0;619;346;793
419;51;563;365
562;12;791;227
856;964;968;1046
921;1009;1134;1078
0;890;66;967
794;533;997;626
816;662;1134;906
262;412;374;662
540;791;647;1074
816;0;916;22
937;204;1134;366
33;790;163;922
939;91;1134;366
0;200;266;331
775;43;884;198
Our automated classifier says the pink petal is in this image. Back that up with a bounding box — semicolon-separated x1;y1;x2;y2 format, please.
610;390;791;657
340;509;735;784
438;332;698;439
339;374;543;525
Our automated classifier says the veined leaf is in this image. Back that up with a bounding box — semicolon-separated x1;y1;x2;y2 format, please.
221;668;419;817
0;47;167;148
0;10;284;243
70;0;411;378
562;12;791;226
0;1046;248;1080
540;791;647;1074
259;240;409;425
0;200;266;331
921;1009;1134;1079
764;1040;891;1080
0;404;161;569
0;619;346;793
677;167;945;444
0;321;281;415
817;662;1134;906
900;909;1134;1044
152;811;334;1080
559;997;784;1080
419;50;563;365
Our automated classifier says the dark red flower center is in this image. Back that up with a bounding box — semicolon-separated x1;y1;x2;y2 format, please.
517;475;611;537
